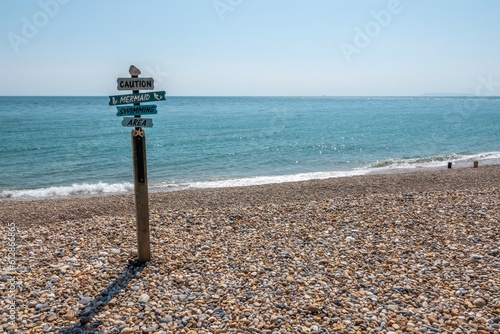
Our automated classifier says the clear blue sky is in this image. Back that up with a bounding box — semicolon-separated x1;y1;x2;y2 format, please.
1;0;499;96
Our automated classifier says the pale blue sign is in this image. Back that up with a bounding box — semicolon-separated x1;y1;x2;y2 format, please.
122;117;153;128
109;91;166;106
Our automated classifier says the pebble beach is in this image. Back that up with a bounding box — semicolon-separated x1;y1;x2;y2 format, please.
1;166;499;334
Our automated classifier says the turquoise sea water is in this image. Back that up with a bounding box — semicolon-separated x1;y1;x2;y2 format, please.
0;96;499;199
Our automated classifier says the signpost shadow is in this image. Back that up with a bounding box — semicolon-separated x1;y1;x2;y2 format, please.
57;260;147;334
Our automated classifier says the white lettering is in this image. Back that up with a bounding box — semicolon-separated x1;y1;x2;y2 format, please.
353;27;371;49
39;0;60;18
365;21;381;38
477;74;500;94
33;11;49;27
388;0;403;14
8;33;29;54
475;85;489;96
9;0;71;53
118;94;152;105
340;0;404;63
371;9;392;27
21;17;39;39
339;42;361;64
213;0;235;21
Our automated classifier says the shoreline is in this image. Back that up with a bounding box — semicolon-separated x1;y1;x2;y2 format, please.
2;150;499;201
1;164;498;226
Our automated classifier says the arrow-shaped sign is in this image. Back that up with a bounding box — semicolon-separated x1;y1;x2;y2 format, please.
109;91;166;106
116;105;158;116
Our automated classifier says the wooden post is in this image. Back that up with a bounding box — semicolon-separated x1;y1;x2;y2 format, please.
130;66;151;262
447;162;452;169
132;129;150;262
473;160;479;168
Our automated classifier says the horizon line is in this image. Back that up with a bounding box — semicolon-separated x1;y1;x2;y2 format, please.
1;94;497;98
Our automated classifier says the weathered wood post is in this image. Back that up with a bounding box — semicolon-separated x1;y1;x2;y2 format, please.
130;66;151;262
473;160;479;168
448;162;452;169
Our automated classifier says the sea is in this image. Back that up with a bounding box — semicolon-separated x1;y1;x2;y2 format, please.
0;96;499;200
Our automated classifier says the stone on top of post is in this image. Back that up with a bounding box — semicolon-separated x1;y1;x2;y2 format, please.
129;65;141;77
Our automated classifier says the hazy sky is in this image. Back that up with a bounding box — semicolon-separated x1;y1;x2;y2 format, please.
1;0;500;96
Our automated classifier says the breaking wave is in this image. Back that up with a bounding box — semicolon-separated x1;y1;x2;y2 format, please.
2;151;498;200
368;151;500;170
0;182;134;200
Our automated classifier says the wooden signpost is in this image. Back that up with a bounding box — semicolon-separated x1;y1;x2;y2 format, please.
110;65;166;262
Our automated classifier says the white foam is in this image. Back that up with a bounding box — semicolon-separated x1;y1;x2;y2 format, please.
3;151;499;200
151;151;500;192
152;169;368;192
368;151;500;171
0;182;134;200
